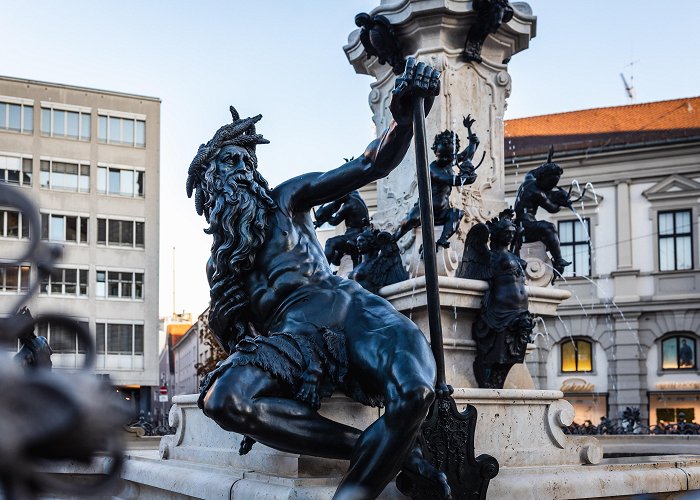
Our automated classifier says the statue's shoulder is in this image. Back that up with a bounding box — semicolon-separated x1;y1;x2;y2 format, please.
271;174;316;213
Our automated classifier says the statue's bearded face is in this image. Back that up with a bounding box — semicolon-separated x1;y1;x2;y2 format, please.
215;145;255;187
204;144;274;285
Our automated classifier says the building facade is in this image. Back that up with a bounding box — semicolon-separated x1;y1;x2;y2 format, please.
505;97;700;426
0;76;160;417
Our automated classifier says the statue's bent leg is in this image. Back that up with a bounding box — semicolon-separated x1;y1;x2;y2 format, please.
334;350;436;499
393;205;421;242
203;364;360;459
436;208;463;248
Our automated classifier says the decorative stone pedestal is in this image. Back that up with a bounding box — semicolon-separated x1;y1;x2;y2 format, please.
344;0;538;262
380;276;570;388
94;391;700;499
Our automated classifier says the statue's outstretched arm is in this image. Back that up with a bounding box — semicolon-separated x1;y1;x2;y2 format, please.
288;58;440;212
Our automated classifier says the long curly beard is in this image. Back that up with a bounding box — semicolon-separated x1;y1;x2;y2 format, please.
204;164;275;352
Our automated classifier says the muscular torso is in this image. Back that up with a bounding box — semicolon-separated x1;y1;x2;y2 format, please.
514;179;546;222
430;162;455;210
342;198;370;229
489;251;529;311
244;185;335;331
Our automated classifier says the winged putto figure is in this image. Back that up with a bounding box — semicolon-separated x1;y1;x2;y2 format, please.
456;209;534;389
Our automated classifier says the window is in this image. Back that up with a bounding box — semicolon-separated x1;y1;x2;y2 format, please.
0;265;30;292
40;267;88;296
95;322;145;370
0;100;33;133
40;107;90;140
0;155;32;186
97;218;144;247
96;270;144;299
559;219;591;277
35;320;88;369
97;114;145;147
40;213;89;243
0;209;29;239
40;159;89;192
97;166;144;197
656;408;695;424
661;335;696;370
561;338;593;373
658;210;693;271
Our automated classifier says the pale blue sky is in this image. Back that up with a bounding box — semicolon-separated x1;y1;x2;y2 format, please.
2;1;699;317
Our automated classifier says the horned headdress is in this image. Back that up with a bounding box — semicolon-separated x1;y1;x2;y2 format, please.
186;106;270;221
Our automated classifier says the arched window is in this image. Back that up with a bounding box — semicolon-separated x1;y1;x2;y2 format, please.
661;335;696;370
560;338;593;373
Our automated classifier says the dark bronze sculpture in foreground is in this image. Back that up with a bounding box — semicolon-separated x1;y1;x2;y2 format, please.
349;228;408;294
188;60;451;499
314;190;370;267
513;148;573;277
394;115;481;249
457;210;534;388
463;0;514;63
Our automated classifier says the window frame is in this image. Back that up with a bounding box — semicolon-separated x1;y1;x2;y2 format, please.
657;209;694;272
95;269;144;300
96;217;145;248
558;218;591;277
96;110;146;148
0;208;30;239
39;157;90;193
660;334;697;371
40;211;89;244
40;104;91;141
0;97;33;134
95;321;145;371
560;337;594;374
0;153;32;187
0;264;31;293
39;266;88;297
96;165;145;198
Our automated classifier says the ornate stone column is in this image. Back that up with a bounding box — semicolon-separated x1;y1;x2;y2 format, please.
344;0;536;273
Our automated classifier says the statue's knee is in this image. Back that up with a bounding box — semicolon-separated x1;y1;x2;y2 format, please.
203;388;255;433
393;383;435;419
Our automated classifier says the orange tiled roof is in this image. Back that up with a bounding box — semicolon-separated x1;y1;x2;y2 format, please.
506;97;700;137
504;97;700;157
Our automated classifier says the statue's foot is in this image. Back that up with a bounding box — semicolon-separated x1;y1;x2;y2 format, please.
239;435;256;455
295;372;321;410
553;257;571;275
401;447;452;499
436;238;450;249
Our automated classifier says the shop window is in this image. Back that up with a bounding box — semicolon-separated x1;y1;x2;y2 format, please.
661;335;696;370
558;219;591;277
658;210;693;271
656;408;695;423
561;338;593;373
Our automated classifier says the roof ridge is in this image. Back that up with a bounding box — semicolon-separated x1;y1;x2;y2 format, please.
506;96;700;123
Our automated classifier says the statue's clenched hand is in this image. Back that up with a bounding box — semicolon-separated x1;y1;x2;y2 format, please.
390;57;441;126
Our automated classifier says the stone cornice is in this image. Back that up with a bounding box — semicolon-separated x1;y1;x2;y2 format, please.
344;0;536;77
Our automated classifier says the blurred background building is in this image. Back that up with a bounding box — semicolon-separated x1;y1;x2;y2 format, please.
505;96;700;425
0;75;160;418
